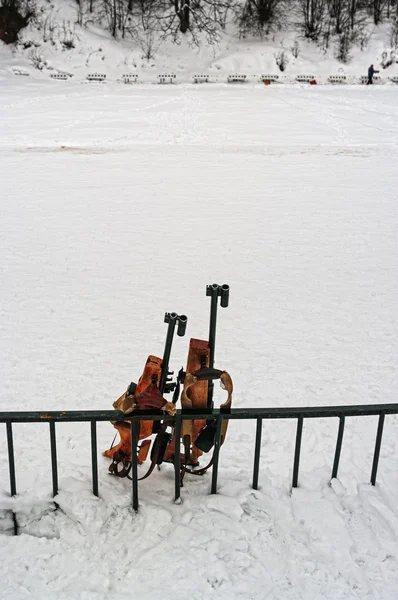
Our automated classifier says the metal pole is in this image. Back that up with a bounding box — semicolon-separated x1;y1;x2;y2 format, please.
131;419;139;510
208;288;218;370
332;415;345;479
371;413;385;486
159;313;177;393
49;421;58;497
207;286;219;408
6;422;17;496
6;422;18;535
252;417;263;490
91;420;98;497
292;416;303;488
211;415;223;494
174;416;181;503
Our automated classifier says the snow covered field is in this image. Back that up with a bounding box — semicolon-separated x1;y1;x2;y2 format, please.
1;79;398;599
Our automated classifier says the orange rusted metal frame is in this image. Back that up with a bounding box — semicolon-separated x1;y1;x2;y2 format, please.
103;355;162;463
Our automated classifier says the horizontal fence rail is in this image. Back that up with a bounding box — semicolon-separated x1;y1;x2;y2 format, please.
1;404;398;422
1;403;397;535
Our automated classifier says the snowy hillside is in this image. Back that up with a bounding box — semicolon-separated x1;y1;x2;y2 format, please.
1;0;398;80
1;76;398;598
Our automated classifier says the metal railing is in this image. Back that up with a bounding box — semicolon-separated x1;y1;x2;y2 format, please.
1;403;398;535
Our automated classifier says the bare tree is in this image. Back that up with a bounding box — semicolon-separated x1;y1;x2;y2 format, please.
348;0;359;29
42;14;56;42
291;38;300;56
61;20;78;48
237;0;286;36
327;0;349;33
298;0;328;40
102;0;131;38
371;0;389;24
159;0;233;44
126;0;160;56
335;30;352;61
391;18;398;46
174;0;190;33
75;0;98;26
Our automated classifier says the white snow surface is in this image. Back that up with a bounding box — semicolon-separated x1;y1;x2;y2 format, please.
1;78;398;599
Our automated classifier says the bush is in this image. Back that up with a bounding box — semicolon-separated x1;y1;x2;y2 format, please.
291;39;300;58
0;0;34;43
274;48;288;71
61;21;77;49
381;49;396;69
28;46;46;69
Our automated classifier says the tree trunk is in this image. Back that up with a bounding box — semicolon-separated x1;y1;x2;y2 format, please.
112;0;117;36
176;0;190;33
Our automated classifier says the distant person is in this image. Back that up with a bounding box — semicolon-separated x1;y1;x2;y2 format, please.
367;64;379;85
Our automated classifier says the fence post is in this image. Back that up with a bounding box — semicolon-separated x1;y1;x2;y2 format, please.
131;419;139;511
332;415;345;479
371;413;385;486
292;416;303;488
49;421;58;497
211;415;223;494
174;416;181;503
252;417;263;490
91;420;99;497
6;422;18;535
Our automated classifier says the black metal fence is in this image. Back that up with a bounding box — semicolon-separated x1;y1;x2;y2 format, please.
1;403;398;535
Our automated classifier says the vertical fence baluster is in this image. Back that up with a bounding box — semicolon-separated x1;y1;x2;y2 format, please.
252;417;263;490
371;413;385;486
332;415;345;480
6;422;17;495
174;416;181;503
6;422;18;535
292;416;303;488
211;415;223;494
91;420;98;497
49;421;58;497
131;419;139;511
